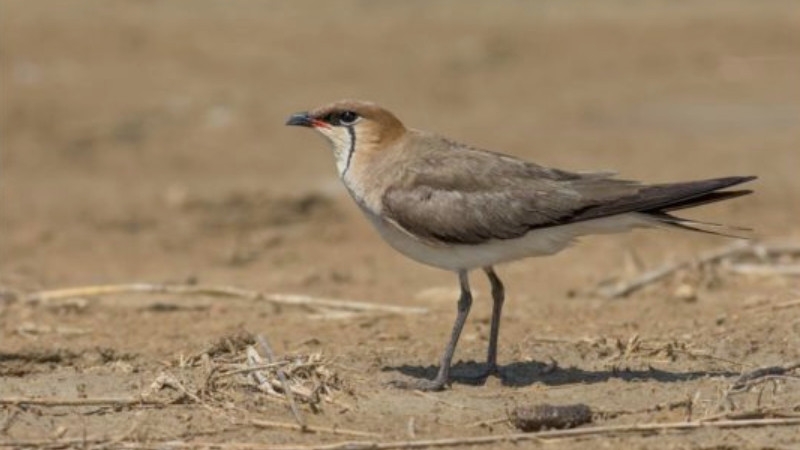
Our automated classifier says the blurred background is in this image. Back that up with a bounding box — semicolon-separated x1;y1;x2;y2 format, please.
1;2;800;444
1;0;798;291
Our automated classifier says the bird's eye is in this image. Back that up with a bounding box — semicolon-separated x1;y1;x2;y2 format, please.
339;111;359;126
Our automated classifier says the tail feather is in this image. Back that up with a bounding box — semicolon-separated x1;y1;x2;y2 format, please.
573;176;757;223
631;176;757;238
656;189;754;213
646;211;753;238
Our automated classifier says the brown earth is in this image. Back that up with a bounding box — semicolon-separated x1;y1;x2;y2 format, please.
2;1;800;448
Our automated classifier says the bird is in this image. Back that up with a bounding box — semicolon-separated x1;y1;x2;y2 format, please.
285;99;756;391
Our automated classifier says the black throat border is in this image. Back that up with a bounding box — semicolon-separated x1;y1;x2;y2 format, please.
342;126;356;177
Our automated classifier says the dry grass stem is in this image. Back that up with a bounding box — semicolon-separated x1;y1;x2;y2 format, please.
248;418;380;438
215;362;289;379
594;240;800;298
256;334;306;429
723;263;800;276
701;405;800;422
26;417;799;450
595;241;749;298
197;333;349;413
25;283;427;315
598;398;694;420
0;396;167;407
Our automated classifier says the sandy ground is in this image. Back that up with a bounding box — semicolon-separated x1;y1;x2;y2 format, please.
2;1;800;448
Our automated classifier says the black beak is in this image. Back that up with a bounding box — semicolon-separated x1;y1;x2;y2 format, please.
285;112;313;127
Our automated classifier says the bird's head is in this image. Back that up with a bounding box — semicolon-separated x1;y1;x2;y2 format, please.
286;100;406;176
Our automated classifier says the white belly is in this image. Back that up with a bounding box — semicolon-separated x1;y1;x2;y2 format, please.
357;205;655;271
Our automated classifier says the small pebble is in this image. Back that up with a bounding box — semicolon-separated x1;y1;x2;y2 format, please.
673;284;697;302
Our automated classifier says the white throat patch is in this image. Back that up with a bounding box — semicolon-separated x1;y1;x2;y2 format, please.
316;126;355;178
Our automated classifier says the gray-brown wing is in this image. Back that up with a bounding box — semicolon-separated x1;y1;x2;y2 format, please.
381;145;754;245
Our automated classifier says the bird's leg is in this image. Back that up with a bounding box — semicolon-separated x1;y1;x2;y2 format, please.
483;266;505;376
456;266;505;382
391;270;472;391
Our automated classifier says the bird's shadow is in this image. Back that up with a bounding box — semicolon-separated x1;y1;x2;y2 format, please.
383;360;738;387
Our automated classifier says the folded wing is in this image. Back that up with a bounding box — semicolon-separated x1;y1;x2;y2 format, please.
381;145;755;245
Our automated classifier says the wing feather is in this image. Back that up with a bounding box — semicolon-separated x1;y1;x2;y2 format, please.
381;139;755;245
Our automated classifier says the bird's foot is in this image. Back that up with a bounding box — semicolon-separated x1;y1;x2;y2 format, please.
387;376;449;391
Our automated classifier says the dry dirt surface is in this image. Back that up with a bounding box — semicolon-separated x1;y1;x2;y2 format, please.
2;1;800;448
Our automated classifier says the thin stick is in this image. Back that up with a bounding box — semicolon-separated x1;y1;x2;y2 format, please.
701;404;800;422
214;362;288;379
248;418;380;438
0;413;147;449
723;263;800;276
597;241;800;298
597;399;693;419
256;335;306;430
265;293;427;315
596;241;750;298
753;242;800;255
0;397;166;407
25;283;427;315
79;417;800;450
242;353;320;406
0;436;111;449
0;417;379;447
245;347;277;396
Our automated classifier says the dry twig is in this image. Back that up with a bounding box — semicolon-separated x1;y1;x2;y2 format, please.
595;241;750;298
701;404;800;422
0;397;167;407
597;398;694;420
248;418;379;438
723;264;800;276
215;362;288;379
212;342;347;412
256;335;305;429
0;435;111;449
594;241;800;299
25;283;427;315
49;417;800;450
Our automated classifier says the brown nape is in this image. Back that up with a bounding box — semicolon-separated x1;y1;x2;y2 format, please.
362;105;407;146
